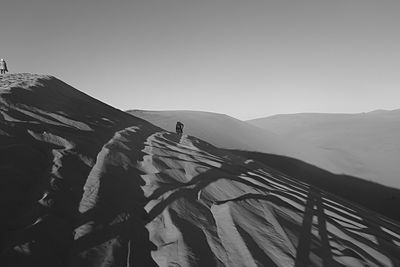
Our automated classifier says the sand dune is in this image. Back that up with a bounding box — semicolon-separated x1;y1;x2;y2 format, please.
131;110;400;188
1;74;400;266
127;110;344;175
248;112;400;188
127;110;294;155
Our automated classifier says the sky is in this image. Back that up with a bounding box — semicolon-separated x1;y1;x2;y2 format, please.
1;0;399;120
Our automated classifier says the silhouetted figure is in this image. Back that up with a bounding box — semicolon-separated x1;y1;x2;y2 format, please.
0;59;8;74
176;121;184;135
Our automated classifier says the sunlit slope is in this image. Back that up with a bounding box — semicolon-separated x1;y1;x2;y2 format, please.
0;74;399;266
248;112;400;188
127;110;292;154
127;110;342;175
0;74;157;266
86;129;400;267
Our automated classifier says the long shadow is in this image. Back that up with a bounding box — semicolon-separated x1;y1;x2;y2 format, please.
294;190;316;267
0;118;157;266
69;128;158;267
235;224;279;266
226;150;400;223
0;117;111;266
1;76;163;266
95;131;400;266
224;150;400;265
147;133;311;219
168;208;219;267
314;194;334;266
147;167;227;220
148;138;400;266
212;189;399;266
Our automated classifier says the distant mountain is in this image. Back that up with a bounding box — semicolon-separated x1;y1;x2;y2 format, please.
2;74;400;266
248;110;400;188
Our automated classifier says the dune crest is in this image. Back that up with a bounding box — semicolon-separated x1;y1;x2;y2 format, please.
1;74;399;266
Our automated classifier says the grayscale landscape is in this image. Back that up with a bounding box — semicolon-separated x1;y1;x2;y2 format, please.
1;1;400;266
1;74;400;267
248;111;400;188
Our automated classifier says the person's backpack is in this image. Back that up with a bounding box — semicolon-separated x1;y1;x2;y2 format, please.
176;122;184;133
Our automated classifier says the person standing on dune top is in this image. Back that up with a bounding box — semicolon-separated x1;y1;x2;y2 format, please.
176;121;184;135
0;59;8;74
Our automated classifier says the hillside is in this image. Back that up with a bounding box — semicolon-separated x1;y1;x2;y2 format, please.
227;150;400;222
248;112;400;188
1;74;399;266
127;110;295;155
127;110;344;177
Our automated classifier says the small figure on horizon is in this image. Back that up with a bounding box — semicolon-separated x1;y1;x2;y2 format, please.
0;59;8;74
176;121;184;135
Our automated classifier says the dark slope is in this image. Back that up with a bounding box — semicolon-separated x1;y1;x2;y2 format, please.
0;74;159;266
227;150;400;223
1;74;400;267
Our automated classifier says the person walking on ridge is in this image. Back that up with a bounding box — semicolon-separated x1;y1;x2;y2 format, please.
176;121;184;135
0;59;8;74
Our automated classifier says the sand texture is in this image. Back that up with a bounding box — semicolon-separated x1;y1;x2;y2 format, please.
1;74;400;266
130;110;400;189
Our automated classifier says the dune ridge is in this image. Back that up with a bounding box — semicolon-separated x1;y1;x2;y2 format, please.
1;74;400;266
130;109;400;189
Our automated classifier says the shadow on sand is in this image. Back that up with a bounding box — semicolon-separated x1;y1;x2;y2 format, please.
226;149;400;223
142;133;400;266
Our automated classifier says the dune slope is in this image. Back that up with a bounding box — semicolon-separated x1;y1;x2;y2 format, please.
127;110;296;155
1;74;400;266
127;110;344;176
248;112;400;188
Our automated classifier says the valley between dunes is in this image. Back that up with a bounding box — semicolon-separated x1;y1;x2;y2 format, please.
1;74;400;267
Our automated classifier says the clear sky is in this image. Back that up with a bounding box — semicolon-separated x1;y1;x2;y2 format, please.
1;0;399;120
